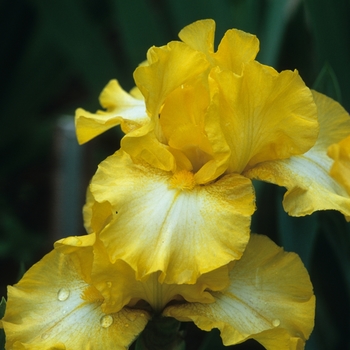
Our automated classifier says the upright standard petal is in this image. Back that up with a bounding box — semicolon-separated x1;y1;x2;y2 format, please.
213;28;259;73
163;234;315;350
178;19;216;59
75;79;148;144
88;150;255;284
178;19;259;74
245;91;350;217
134;41;210;121
210;61;318;174
2;237;150;350
158;76;231;183
119;41;211;172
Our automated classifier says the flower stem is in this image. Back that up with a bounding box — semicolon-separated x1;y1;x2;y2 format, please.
135;316;185;350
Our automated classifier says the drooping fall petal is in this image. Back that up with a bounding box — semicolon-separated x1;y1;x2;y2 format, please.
245;90;350;217
87;150;255;284
90;238;230;314
2;235;150;350
163;234;315;350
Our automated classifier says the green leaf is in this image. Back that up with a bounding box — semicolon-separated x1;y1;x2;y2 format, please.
257;0;293;66
0;297;6;349
199;329;226;350
303;0;350;110
135;317;185;350
313;63;342;103
276;187;319;269
110;0;170;71
31;0;121;97
0;297;6;319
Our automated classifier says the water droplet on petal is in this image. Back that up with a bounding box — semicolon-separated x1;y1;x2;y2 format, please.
125;323;129;327
106;281;112;288
272;319;280;327
125;312;137;322
100;315;113;328
57;288;70;301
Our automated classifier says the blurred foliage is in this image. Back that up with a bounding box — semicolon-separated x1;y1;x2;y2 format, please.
1;0;350;349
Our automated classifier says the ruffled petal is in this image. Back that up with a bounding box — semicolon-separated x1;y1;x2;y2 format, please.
178;19;216;58
245;91;350;217
2;239;150;350
75;80;148;144
210;61;318;174
134;41;210;121
90;238;230;314
163;234;315;349
158;75;231;183
88;150;255;284
328;134;350;195
213;28;259;73
121;42;210;172
83;187;115;235
178;19;259;74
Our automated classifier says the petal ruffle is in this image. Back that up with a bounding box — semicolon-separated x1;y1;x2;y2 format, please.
210;61;318;174
2;239;150;350
178;19;216;59
163;234;315;349
121;41;211;172
75;79;148;144
245;90;350;217
328;134;350;196
178;19;259;74
134;41;210;121
87;150;255;284
90;238;230;314
158;76;231;183
213;28;259;73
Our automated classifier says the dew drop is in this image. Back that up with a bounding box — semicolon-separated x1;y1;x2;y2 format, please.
100;315;113;328
57;288;70;301
272;319;280;327
106;281;112;288
125;312;137;322
125;323;129;327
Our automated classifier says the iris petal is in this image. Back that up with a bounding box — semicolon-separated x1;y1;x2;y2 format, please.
75;80;148;144
2;237;150;350
178;19;259;73
91;238;230;314
87;150;255;284
245;91;350;217
163;234;315;349
328;135;350;196
210;61;318;174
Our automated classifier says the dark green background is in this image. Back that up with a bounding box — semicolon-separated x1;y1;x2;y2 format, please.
1;0;350;349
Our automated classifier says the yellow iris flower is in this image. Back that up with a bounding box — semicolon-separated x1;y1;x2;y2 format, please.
75;19;350;284
2;233;314;350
